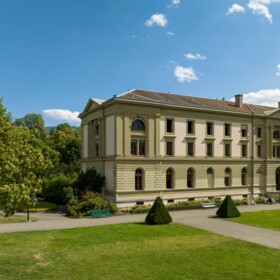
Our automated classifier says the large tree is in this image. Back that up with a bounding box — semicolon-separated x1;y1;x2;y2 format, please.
0;100;52;218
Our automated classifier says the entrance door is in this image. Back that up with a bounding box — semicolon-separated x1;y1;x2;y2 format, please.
276;168;280;191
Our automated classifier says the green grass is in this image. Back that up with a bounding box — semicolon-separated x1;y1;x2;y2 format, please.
226;209;280;231
1;223;280;280
21;200;58;213
0;213;36;224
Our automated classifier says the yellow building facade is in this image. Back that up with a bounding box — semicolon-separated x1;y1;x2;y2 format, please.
80;89;280;206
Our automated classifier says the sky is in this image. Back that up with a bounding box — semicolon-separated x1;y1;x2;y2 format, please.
1;0;280;126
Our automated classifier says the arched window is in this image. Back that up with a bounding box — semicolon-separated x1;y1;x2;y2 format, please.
166;168;174;189
131;119;145;131
276;167;280;191
241;168;247;186
187;168;195;188
224;168;231;187
273;130;280;140
135;169;144;190
207;168;214;188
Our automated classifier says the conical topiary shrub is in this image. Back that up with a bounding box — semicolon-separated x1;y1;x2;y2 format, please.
216;195;240;218
145;197;172;225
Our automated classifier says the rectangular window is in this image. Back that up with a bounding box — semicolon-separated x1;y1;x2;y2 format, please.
241;144;247;157
166;141;174;156
187;120;194;134
257;145;262;158
206;143;213;157
257;127;262;138
241;125;247;138
187;142;194;156
95;143;99;157
207;122;213;136
224;143;231;157
224;123;231;137
272;145;280;158
166;119;174;133
131;140;137;155
139;140;145;155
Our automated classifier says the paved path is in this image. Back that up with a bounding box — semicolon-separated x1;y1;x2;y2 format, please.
1;204;280;249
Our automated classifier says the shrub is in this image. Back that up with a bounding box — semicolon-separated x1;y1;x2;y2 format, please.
145;197;172;225
216;195;240;218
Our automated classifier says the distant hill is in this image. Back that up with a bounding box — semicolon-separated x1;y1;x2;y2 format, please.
45;126;78;132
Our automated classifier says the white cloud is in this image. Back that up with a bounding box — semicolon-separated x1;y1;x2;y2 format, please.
167;31;175;36
184;53;206;60
230;89;280;107
167;0;180;7
248;1;272;23
174;65;198;82
276;64;280;76
145;13;168;27
42;109;81;124
226;4;245;15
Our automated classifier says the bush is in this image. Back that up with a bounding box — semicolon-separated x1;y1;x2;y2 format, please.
216;195;240;218
145;197;172;225
65;194;118;218
42;174;75;205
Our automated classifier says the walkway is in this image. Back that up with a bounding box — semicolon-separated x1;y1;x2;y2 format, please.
1;204;280;249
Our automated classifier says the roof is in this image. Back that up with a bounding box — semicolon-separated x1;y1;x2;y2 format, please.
114;89;277;116
91;98;107;105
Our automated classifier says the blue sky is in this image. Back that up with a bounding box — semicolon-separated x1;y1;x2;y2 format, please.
1;0;280;126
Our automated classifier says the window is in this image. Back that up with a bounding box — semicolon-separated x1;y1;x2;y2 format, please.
95;143;99;157
206;142;213;157
95;124;99;135
224;168;231;186
166;119;174;133
241;168;247;186
257;127;262;138
273;145;280;158
241;125;247;138
206;122;213;136
135;169;143;190
224;143;231;157
166;141;174;156
273;130;280;140
257;145;262;158
187;120;194;134
224;123;231;137
131;119;145;131
131;140;145;156
187;142;194;156
207;168;214;188
187;168;195;188
166;168;174;189
241;144;247;157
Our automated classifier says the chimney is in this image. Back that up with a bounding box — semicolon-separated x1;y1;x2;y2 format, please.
235;94;243;108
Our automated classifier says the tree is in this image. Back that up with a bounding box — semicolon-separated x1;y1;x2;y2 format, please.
216;195;240;218
145;197;172;225
0;100;52;219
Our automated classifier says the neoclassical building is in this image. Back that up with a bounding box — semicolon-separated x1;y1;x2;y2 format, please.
79;89;280;206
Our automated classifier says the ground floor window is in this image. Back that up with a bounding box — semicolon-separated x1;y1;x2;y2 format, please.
187;168;195;188
224;168;231;186
207;168;214;188
241;167;247;186
135;168;144;190
166;168;174;189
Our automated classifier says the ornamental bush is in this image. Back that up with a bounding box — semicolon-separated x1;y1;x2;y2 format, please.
216;195;240;218
145;197;172;225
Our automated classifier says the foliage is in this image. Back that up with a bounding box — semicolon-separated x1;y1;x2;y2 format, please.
0;100;53;217
73;168;105;195
42;174;75;205
145;196;172;225
216;195;240;218
66;193;118;218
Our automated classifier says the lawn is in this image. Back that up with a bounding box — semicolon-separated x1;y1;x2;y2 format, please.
226;209;280;231
0;223;280;280
0;213;36;224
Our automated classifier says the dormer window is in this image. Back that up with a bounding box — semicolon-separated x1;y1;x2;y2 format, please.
131;119;145;131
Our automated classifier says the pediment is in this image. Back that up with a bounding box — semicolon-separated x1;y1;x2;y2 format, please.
81;98;106;115
265;108;280;118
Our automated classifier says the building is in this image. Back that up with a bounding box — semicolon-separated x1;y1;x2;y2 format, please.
79;89;280;206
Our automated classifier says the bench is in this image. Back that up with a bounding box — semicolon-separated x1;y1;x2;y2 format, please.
201;203;217;209
90;209;111;218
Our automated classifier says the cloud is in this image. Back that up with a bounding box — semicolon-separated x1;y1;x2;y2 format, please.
276;64;280;76
174;65;198;82
167;31;175;36
248;1;272;23
167;0;180;7
184;53;206;60
145;13;168;27
42;109;81;124
226;4;245;15
230;89;280;107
